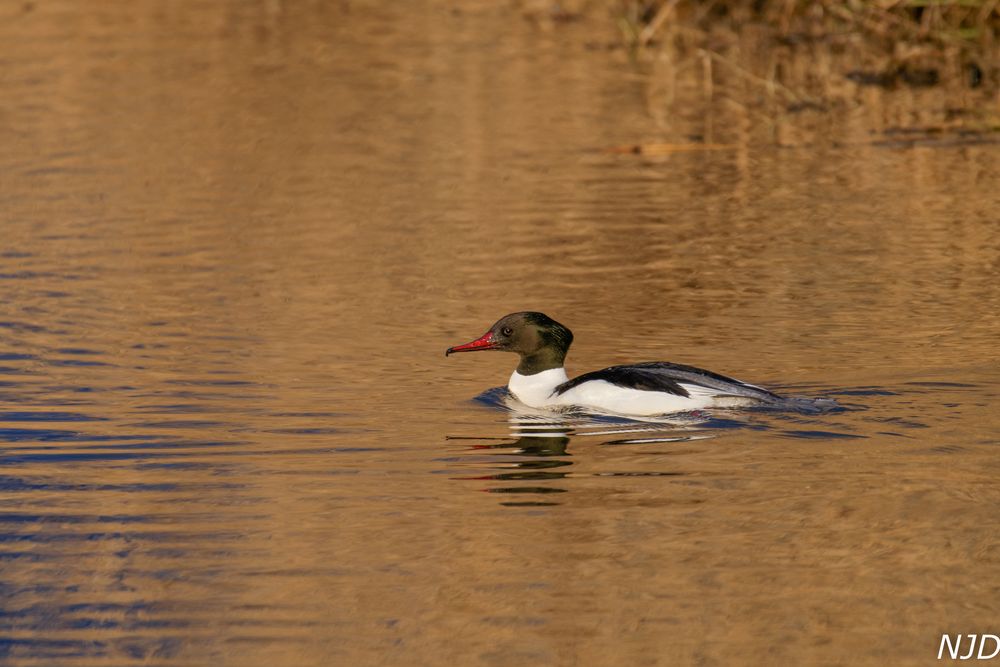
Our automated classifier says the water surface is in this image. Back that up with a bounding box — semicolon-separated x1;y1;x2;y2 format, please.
1;2;998;665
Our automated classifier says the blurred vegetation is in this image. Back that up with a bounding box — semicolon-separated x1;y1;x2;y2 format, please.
625;4;996;92
616;0;999;56
527;0;1000;142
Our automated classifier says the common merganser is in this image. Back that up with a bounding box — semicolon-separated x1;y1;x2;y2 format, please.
446;311;786;417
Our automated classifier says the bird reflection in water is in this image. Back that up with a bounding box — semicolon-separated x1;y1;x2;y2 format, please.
450;390;719;506
456;419;573;507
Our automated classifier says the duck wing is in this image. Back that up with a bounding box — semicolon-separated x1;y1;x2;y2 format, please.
554;361;782;402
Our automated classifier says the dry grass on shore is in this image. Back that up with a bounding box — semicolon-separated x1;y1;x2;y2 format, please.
526;0;1000;143
617;1;998;55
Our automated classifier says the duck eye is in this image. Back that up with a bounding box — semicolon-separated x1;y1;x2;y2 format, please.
501;327;513;336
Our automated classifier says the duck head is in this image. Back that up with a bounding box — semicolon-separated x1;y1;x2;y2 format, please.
446;311;574;375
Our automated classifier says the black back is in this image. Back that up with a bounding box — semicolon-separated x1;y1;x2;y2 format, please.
554;361;782;402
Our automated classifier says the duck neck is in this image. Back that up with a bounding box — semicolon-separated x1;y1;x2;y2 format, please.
516;348;567;376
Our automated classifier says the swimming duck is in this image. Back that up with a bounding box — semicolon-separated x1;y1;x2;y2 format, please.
446;311;784;416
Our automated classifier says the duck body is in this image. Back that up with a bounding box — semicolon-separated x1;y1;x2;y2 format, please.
508;363;779;416
447;311;784;417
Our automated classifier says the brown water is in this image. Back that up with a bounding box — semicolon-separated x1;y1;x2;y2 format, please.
2;2;999;665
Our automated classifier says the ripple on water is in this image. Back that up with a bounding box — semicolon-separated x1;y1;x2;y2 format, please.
449;382;890;505
0;2;997;662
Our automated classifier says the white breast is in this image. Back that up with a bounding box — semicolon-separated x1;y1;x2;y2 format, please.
507;368;569;408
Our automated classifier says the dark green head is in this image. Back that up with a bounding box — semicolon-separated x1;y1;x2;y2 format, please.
445;311;574;375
